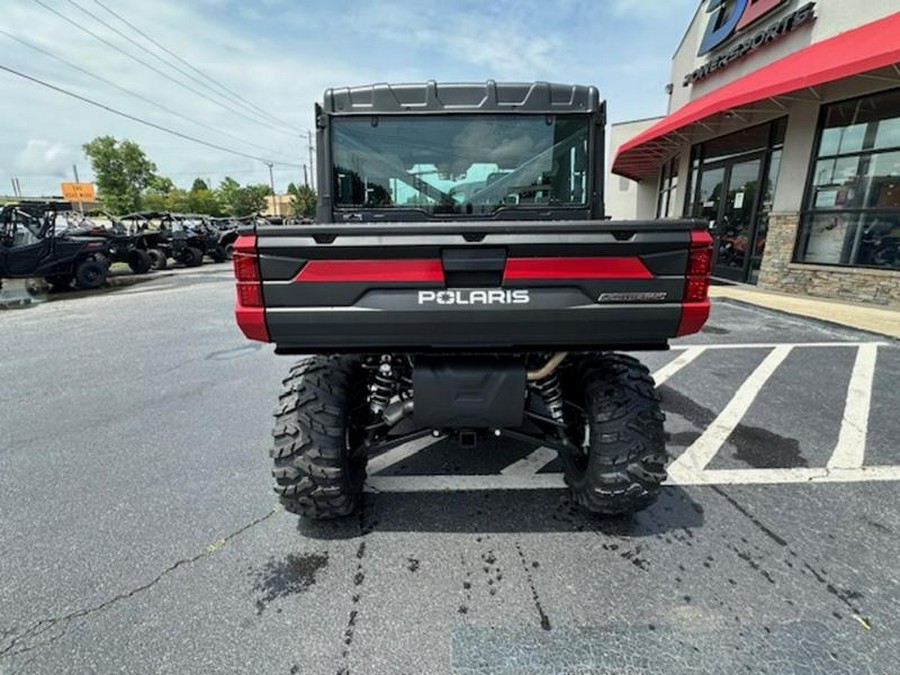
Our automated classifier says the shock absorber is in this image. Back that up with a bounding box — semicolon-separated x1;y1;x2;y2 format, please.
533;371;565;424
368;356;395;416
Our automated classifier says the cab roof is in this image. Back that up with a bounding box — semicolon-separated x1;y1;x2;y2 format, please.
322;81;603;115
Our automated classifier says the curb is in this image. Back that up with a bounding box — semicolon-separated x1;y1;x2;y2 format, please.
1;262;230;310
716;297;900;343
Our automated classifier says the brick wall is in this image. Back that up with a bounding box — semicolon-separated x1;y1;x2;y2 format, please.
758;212;900;307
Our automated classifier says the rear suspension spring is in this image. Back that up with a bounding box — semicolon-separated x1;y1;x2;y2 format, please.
533;372;565;424
368;357;395;415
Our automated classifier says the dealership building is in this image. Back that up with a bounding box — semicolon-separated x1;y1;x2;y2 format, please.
608;1;900;306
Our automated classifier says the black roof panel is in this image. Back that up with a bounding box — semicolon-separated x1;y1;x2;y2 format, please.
323;81;602;115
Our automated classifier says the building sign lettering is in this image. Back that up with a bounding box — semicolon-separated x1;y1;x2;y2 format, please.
684;1;816;87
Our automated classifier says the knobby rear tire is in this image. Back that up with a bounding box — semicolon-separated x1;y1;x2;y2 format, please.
271;356;367;520
563;354;667;516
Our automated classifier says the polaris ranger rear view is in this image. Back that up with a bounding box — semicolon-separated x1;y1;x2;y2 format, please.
233;82;713;519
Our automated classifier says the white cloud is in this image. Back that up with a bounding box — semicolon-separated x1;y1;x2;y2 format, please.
0;0;686;196
14;140;78;179
0;0;375;194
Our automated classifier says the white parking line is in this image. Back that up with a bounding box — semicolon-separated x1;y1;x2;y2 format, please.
367;435;443;475
677;466;900;485
652;347;706;385
669;341;889;350
367;474;565;492
366;465;900;493
827;343;879;469
667;345;793;480
500;446;558;476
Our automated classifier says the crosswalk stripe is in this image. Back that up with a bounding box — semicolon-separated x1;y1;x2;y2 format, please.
827;343;880;469
500;446;558;476
652;346;706;385
668;345;794;480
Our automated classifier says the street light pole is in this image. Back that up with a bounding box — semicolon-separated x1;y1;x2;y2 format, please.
265;161;278;216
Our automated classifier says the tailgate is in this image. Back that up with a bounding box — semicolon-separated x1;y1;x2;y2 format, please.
238;219;711;352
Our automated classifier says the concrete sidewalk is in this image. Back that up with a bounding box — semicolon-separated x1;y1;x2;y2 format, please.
710;283;900;339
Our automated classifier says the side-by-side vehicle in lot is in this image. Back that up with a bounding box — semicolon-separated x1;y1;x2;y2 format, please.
232;82;713;520
0;201;112;290
120;212;222;268
61;211;165;275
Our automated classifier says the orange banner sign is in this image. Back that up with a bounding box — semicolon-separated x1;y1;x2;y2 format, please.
61;182;96;201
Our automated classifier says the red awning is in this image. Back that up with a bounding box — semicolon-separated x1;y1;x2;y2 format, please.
613;12;900;181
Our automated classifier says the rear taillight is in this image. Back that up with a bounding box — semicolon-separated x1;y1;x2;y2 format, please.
232;234;269;342
233;235;262;307
233;253;260;283
677;229;713;337
684;229;713;303
237;282;263;307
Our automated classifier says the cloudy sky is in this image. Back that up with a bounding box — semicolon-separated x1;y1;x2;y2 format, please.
1;0;699;196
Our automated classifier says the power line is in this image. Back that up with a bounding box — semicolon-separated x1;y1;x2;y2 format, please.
67;0;297;135
0;30;301;165
91;0;297;132
0;63;302;168
30;0;302;140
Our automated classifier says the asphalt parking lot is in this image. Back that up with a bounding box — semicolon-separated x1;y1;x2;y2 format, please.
1;269;899;674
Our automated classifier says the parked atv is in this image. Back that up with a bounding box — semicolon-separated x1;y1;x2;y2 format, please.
60;212;164;275
209;217;241;259
179;215;228;263
0;202;112;291
120;212;207;268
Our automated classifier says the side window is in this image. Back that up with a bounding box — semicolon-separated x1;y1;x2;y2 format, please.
656;156;679;218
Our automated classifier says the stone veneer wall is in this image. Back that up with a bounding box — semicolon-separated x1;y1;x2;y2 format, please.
757;212;900;307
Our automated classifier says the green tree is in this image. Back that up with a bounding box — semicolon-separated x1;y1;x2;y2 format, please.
165;188;191;213
186;188;222;216
82;136;158;214
287;182;317;219
190;178;209;192
146;175;175;196
217;176;241;215
142;193;167;211
217;177;270;216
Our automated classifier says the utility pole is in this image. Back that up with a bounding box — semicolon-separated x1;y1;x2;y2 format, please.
72;164;84;213
265;161;278;216
307;130;315;191
303;164;308;187
11;178;18;197
13;177;22;197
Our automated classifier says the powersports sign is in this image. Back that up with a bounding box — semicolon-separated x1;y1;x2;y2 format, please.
683;0;816;87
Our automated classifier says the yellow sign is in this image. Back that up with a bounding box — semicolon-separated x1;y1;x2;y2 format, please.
61;182;96;201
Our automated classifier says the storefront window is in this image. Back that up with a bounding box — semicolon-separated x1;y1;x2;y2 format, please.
656;156;679;218
795;88;900;270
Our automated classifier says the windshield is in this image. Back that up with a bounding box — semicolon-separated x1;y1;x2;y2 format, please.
331;115;591;215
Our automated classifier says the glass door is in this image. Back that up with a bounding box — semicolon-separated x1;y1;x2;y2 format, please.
713;156;762;281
